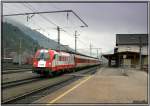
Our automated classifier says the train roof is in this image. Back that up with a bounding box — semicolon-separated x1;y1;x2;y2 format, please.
56;50;99;60
37;48;99;60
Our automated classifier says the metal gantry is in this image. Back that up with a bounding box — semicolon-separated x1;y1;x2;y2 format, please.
3;10;88;27
3;9;88;53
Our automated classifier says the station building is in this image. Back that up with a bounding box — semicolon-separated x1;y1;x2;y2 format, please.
103;34;148;71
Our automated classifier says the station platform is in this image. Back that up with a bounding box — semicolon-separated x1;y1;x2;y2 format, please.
34;67;148;104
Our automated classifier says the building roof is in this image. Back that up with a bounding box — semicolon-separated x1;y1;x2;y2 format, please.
116;34;148;45
103;51;141;60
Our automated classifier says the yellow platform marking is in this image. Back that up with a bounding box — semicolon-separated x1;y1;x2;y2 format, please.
47;75;93;104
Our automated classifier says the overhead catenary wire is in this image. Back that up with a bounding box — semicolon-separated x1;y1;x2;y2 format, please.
22;3;60;40
3;8;88;27
22;3;58;27
48;4;95;48
11;3;87;42
9;3;90;53
21;3;48;33
24;3;76;38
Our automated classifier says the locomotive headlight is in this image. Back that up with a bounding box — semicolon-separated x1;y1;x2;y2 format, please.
33;62;36;66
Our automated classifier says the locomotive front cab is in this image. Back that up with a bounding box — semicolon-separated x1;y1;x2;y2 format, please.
32;49;53;75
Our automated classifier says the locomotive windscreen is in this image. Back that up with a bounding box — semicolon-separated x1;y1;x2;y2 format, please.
36;52;50;61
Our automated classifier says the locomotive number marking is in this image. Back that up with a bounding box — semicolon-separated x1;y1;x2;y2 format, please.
38;60;46;67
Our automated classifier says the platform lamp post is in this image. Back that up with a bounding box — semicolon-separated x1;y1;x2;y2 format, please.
14;28;22;66
74;25;87;54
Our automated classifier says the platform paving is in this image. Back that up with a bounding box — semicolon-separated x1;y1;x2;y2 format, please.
34;67;148;104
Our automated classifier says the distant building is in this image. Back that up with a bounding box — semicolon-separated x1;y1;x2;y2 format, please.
103;34;148;70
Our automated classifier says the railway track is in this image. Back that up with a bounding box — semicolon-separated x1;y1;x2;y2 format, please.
2;77;42;89
2;66;99;104
3;67;32;70
2;69;32;74
2;65;32;71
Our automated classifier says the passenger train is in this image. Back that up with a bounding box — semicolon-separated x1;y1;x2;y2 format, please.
32;49;100;76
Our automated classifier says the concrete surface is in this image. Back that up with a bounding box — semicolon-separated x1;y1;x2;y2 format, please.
34;67;148;104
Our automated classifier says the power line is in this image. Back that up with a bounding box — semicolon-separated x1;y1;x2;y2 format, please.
49;4;84;31
23;3;58;27
26;4;74;51
65;31;89;47
23;3;86;42
57;28;89;49
12;3;89;52
22;3;61;42
3;9;88;28
21;3;48;33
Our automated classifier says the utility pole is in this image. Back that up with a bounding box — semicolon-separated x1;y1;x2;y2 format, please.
90;48;102;59
57;26;60;52
75;31;78;53
19;38;22;66
90;43;92;56
3;48;6;58
100;48;102;59
97;49;98;58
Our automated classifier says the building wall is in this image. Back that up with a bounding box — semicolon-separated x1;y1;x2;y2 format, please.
141;46;148;55
123;59;131;66
122;55;148;68
143;56;148;65
123;58;139;67
117;45;148;55
131;58;139;66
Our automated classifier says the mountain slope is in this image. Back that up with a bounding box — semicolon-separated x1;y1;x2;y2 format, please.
2;22;40;56
4;19;75;52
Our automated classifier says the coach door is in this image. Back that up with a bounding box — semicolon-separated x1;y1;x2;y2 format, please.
55;54;59;66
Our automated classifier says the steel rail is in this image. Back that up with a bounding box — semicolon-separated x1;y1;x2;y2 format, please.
2;77;42;89
2;66;99;104
2;69;32;74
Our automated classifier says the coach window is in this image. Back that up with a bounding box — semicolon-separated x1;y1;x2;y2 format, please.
59;56;60;61
67;57;69;62
68;57;70;61
54;54;58;60
61;56;62;61
65;57;67;61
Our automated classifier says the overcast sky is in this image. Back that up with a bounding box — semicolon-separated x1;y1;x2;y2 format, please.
3;2;148;56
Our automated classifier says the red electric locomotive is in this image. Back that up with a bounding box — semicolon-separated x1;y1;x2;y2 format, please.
32;49;100;76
